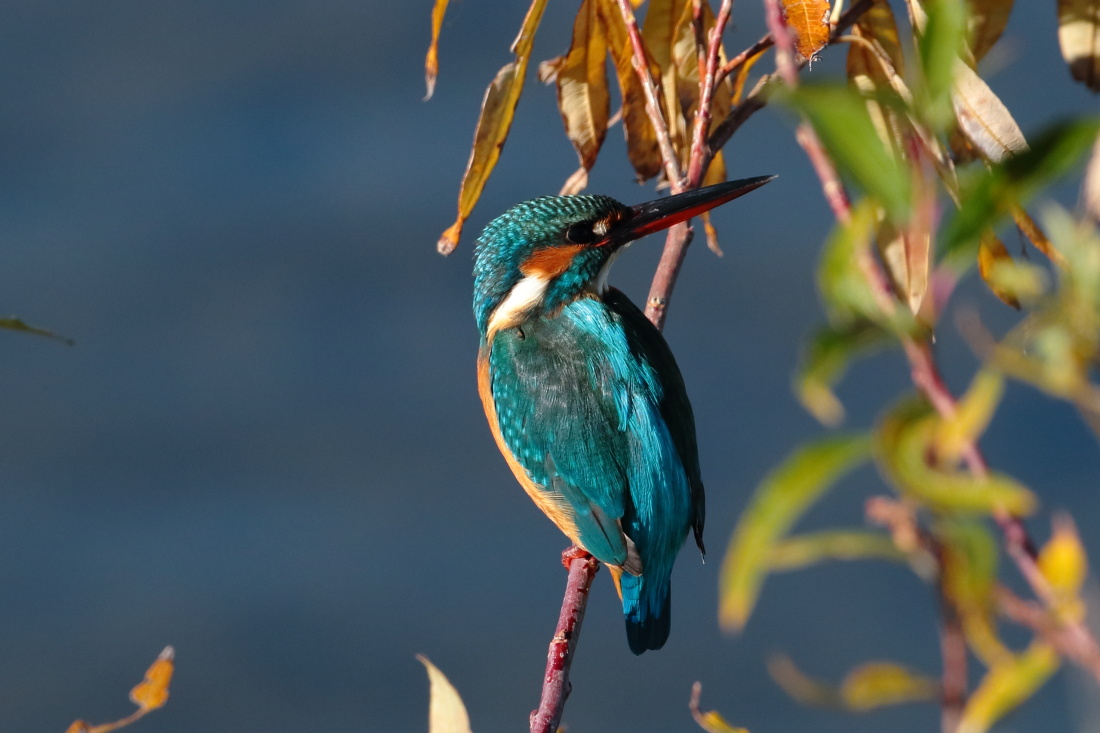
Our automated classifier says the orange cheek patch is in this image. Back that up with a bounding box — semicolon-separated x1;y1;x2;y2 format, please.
519;244;585;279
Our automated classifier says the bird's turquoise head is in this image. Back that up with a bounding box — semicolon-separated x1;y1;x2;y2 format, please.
472;176;775;339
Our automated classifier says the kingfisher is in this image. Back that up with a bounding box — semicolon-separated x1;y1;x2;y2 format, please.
474;177;773;654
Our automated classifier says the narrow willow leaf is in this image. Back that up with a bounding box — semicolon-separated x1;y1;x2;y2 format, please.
957;643;1060;733
952;61;1028;163
768;655;843;707
795;319;891;425
781;0;832;61
438;0;549;254
968;0;1014;62
598;0;662;180
1058;0;1100;91
671;0;733;161
719;434;872;630
424;0;450;99
769;529;906;571
418;655;474;733
642;0;689;162
786;84;910;223
933;369;1005;463
840;662;940;710
876;397;1037;515
0;316;73;345
915;0;968;129
978;233;1023;308
558;0;611;174
847;0;907;158
937;519;1010;665
701;151;728;255
942;119;1100;268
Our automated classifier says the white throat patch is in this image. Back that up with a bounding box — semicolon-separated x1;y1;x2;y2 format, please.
487;274;550;336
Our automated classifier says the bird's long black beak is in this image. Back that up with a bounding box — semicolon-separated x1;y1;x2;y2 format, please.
607;175;776;246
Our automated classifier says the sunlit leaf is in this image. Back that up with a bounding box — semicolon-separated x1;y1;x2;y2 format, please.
437;0;549;254
933;369;1005;463
839;662;940;710
129;646;175;711
957;643;1060;733
968;0;1015;62
598;0;662;180
0;315;73;345
781;0;832;61
978;233;1022;307
846;0;907;157
418;655;474;733
424;0;450;99
558;0;611;176
1037;514;1088;621
719;434;872;630
942;119;1100;268
952;61;1028;163
701;151;728;255
769;529;906;571
1057;0;1100;91
769;656;937;711
642;0;690;161
876;397;1037;515
671;0;733;161
795;319;891;425
786;84;910;223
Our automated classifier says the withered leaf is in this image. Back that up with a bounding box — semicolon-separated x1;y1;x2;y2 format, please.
967;0;1014;62
952;61;1028;163
557;0;611;175
781;0;832;62
437;0;550;254
978;232;1022;308
642;0;690;167
847;0;906;157
1058;0;1100;91
424;0;450;99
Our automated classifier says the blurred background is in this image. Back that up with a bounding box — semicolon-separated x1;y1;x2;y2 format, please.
0;2;1095;731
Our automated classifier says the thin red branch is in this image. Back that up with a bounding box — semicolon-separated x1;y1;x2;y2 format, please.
997;587;1100;684
530;550;600;733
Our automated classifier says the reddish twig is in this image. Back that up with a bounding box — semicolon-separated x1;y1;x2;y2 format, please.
996;586;1100;684
530;549;600;733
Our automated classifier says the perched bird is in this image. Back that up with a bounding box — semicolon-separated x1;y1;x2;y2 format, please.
473;177;773;654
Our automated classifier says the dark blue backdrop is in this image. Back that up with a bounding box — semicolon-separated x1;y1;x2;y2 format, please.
0;2;1095;732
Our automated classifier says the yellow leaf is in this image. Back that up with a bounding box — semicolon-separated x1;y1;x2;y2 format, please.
437;0;549;254
840;662;940;710
1037;514;1088;620
558;0;611;173
424;0;450;99
958;643;1060;733
129;646;175;711
598;0;662;180
1057;0;1100;91
769;529;905;571
719;434;871;631
689;683;750;733
846;0;907;158
642;0;689;164
781;0;832;61
937;520;1011;666
702;151;727;255
967;0;1014;62
933;369;1005;463
767;655;842;707
952;61;1028;163
65;723;90;733
978;234;1022;308
418;655;474;733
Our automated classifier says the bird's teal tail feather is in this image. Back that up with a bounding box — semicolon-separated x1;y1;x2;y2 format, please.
619;572;671;655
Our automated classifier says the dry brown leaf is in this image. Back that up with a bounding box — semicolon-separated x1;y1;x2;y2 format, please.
437;0;549;254
978;232;1021;308
968;0;1014;62
424;0;450;99
670;0;734;161
847;0;907;157
598;0;662;180
558;0;611;174
782;0;832;61
952;61;1028;163
642;0;690;166
129;646;174;711
1058;0;1100;91
1012;206;1065;267
702;150;728;255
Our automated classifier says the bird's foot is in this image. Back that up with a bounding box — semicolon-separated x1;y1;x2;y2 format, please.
560;545;592;569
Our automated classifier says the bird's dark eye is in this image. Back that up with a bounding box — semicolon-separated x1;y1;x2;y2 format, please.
565;222;596;244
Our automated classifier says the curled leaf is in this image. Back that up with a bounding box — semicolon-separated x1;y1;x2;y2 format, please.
719;434;872;630
933;369;1005;463
957;643;1060;733
557;0;611;176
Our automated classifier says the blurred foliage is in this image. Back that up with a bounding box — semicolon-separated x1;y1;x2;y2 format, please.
428;0;1100;731
66;647;174;733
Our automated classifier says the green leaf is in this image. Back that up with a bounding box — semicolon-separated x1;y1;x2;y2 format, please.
719;434;872;631
785;85;910;223
876;397;1036;515
917;0;967;129
0;316;73;345
795;319;892;426
958;643;1060;733
840;662;940;710
769;530;906;571
417;655;473;733
937;519;1010;665
942;118;1100;268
